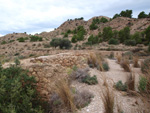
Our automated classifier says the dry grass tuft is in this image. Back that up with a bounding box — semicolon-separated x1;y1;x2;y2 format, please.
116;55;122;64
127;72;135;91
133;56;140;68
54;79;76;112
100;81;114;113
88;52;105;71
120;58;131;72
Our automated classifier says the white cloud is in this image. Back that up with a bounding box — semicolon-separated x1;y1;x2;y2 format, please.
0;0;150;35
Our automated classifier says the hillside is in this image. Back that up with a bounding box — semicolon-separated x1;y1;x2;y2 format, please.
0;16;150;62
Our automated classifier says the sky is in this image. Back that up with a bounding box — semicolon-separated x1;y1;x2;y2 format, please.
0;0;150;36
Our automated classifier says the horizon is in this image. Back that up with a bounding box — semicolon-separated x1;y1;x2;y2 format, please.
0;0;150;36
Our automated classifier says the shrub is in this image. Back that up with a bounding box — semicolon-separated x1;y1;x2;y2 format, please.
74;90;93;108
144;26;150;43
59;39;72;49
108;38;119;45
138;11;148;18
88;35;100;44
17;37;25;42
115;81;127;91
141;57;150;73
30;36;43;42
100;17;108;23
50;38;61;48
70;68;89;82
102;27;113;41
108;52;114;59
119;27;130;43
138;76;147;92
1;41;7;44
89;23;98;30
64;33;68;38
124;39;136;46
82;75;98;85
102;62;110;71
148;43;150;52
0;65;44;113
14;58;20;66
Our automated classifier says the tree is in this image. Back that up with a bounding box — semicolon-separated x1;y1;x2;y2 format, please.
120;9;132;18
89;23;98;30
138;11;147;18
119;27;130;43
50;38;61;48
88;35;100;44
100;17;108;23
145;25;150;42
102;27;113;41
59;39;72;49
71;35;77;43
0;65;44;113
131;32;142;44
113;14;120;19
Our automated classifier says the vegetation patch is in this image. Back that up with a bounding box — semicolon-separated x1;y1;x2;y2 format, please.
115;80;127;91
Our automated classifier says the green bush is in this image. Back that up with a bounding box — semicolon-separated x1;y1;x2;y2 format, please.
124;40;136;46
102;27;113;41
115;81;127;91
148;43;150;52
88;35;100;44
82;75;98;85
89;23;98;30
119;27;130;43
141;57;150;73
50;38;71;49
1;41;7;44
99;17;108;23
64;33;68;38
30;36;43;42
0;65;45;113
108;38;119;45
17;37;25;42
102;62;110;71
138;11;148;18
138;76;147;92
50;38;61;48
14;58;20;66
59;39;72;49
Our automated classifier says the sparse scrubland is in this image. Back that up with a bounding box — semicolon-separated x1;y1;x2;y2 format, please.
0;9;150;113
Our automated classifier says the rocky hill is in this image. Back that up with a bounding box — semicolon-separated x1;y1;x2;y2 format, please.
0;16;150;61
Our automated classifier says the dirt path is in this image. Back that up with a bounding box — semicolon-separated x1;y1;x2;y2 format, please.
73;59;145;113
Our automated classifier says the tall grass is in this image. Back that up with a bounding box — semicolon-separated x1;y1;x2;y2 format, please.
120;58;131;72
100;79;114;113
54;79;76;112
116;55;122;64
127;72;135;91
133;56;140;68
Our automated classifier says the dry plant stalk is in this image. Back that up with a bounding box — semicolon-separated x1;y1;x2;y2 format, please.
54;78;76;112
121;58;131;72
133;56;140;68
127;71;135;91
100;80;114;113
116;55;122;64
89;52;97;67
